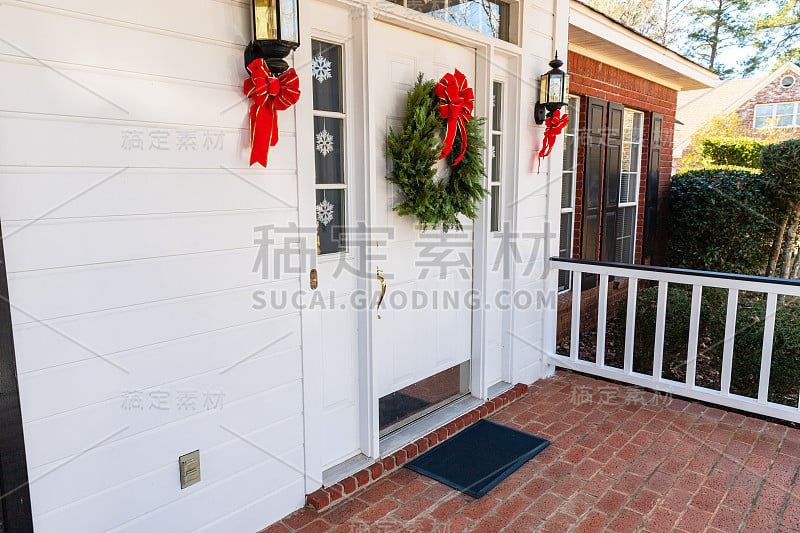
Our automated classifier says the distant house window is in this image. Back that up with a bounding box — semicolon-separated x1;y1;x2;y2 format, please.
558;95;580;292
754;102;800;129
616;108;644;264
781;76;796;88
390;0;510;41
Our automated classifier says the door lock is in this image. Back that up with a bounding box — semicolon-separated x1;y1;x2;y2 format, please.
310;269;318;290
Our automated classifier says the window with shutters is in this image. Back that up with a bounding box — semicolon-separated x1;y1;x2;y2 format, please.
616;109;644;263
558;95;580;291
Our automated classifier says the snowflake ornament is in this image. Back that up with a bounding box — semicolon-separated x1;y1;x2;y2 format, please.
316;199;335;226
311;54;332;83
315;128;334;157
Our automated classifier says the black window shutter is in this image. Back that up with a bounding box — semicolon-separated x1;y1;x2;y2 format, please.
580;97;607;286
642;112;663;263
601;102;624;262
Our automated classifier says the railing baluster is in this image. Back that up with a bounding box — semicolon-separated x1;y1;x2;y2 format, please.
759;293;778;405
686;284;703;389
721;289;739;397
548;257;800;425
596;274;609;368
623;278;637;375
653;281;668;380
570;272;582;361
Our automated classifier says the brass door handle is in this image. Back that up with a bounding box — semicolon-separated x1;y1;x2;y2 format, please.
310;269;318;290
376;267;386;319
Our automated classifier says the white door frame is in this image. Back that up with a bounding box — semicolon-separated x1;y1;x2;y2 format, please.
299;0;526;492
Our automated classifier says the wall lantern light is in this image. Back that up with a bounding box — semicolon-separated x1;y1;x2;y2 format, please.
245;0;301;73
534;53;569;125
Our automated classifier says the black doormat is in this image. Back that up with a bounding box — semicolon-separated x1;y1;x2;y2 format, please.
379;392;432;430
405;419;550;498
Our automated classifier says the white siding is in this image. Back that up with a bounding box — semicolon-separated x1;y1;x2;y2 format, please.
0;1;305;531
1;0;564;530
507;0;568;385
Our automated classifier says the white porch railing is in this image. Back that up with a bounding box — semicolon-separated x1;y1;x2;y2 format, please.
549;257;800;424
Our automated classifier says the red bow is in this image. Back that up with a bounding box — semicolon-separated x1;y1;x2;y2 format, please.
537;109;569;173
435;69;474;166
244;59;301;167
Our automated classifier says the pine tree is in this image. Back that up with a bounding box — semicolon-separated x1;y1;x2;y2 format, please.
685;0;754;76
746;0;800;74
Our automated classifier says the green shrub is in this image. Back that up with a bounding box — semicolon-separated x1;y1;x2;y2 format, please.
761;139;800;209
667;169;776;275
702;137;764;169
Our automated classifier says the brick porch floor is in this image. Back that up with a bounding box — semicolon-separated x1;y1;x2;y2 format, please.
264;370;800;532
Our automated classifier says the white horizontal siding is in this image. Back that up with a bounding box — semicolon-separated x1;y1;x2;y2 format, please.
1;0;305;531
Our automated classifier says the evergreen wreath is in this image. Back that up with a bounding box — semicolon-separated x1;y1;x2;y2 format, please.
387;74;487;232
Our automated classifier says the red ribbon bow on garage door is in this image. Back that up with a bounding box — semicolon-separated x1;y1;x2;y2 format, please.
538;109;569;173
436;69;474;166
244;59;301;167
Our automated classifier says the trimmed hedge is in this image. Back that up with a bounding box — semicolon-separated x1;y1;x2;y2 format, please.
666;169;775;275
701;137;764;169
761;139;800;208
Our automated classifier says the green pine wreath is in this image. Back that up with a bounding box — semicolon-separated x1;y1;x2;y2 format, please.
387;74;487;232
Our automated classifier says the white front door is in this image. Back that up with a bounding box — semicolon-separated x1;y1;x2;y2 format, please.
298;2;367;473
371;23;477;422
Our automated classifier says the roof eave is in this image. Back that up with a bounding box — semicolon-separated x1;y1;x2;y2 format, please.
569;1;719;91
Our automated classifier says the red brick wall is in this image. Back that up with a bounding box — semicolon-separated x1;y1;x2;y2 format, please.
567;52;678;265
738;74;800;136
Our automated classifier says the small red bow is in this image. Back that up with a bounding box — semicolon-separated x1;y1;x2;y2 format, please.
538;109;569;173
244;59;301;167
435;69;474;166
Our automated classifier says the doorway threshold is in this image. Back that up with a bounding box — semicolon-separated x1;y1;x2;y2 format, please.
322;453;373;487
379;395;483;457
487;380;513;399
306;383;529;512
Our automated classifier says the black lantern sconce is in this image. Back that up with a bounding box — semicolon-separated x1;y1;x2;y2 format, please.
245;0;301;74
534;53;569;125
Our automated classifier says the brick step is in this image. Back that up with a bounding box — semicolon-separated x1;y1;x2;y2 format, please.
305;383;529;512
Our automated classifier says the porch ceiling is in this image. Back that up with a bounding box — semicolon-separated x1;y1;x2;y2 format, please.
569;1;719;91
267;371;800;532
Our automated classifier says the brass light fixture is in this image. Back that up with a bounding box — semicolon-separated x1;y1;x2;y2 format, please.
534;53;569;125
245;0;301;73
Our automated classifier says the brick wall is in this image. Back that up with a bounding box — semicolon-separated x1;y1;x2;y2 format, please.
738;74;800;136
567;52;679;266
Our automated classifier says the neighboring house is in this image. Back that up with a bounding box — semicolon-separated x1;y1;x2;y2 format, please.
556;1;717;339
674;62;800;165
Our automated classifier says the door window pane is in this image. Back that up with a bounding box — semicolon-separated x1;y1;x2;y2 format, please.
311;40;343;113
316;189;345;254
492;81;503;131
490;185;500;232
314;117;344;184
491;135;501;182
